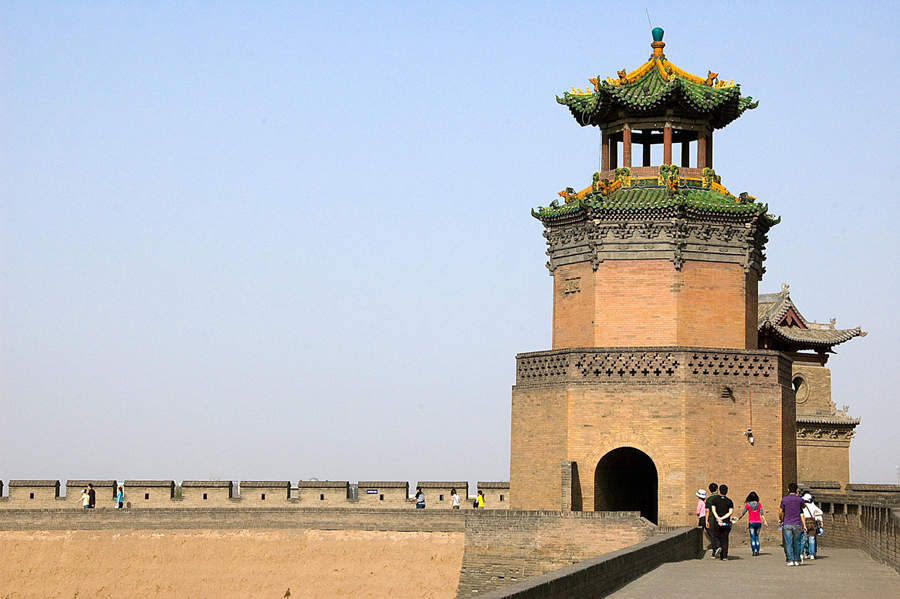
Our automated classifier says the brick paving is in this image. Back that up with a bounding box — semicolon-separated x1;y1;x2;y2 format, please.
610;546;900;598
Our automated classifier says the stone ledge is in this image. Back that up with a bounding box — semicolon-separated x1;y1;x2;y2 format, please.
297;481;348;488
846;484;900;493
471;527;702;599
181;480;232;488
358;481;409;488
239;481;290;488
123;480;174;488
10;480;61;488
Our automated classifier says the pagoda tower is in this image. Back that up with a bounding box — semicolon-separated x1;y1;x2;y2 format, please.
509;28;794;526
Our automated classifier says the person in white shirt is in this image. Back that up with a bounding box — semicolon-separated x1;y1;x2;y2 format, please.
450;488;461;509
801;493;824;560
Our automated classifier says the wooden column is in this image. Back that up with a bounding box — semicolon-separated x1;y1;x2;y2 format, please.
705;131;714;169
642;135;651;166
601;132;610;172
622;126;632;168
681;141;690;167
609;134;618;170
663;125;672;165
697;133;707;169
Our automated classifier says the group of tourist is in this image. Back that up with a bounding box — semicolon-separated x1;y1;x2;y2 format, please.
80;484;125;509
696;481;824;564
411;487;485;509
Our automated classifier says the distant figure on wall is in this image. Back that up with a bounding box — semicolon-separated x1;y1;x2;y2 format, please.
704;482;720;557
116;486;124;509
450;488;461;509
695;489;707;527
734;491;768;556
476;490;485;509
87;483;96;509
81;488;90;509
708;484;734;560
779;482;808;566
414;487;425;509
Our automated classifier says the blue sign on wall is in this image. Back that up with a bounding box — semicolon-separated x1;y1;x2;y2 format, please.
366;489;378;494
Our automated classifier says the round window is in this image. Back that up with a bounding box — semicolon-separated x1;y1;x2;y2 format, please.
792;375;809;404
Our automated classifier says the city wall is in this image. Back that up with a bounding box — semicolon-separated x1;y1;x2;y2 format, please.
816;486;900;573
0;506;683;598
456;510;660;597
0;479;508;510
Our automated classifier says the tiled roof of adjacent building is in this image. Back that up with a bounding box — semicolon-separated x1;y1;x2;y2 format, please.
758;284;865;351
797;414;861;426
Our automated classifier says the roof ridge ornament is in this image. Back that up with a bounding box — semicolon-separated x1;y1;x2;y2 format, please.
651;27;665;58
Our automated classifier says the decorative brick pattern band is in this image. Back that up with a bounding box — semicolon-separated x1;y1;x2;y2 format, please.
516;347;790;387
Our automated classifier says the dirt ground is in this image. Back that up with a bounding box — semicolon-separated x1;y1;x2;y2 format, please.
0;529;464;599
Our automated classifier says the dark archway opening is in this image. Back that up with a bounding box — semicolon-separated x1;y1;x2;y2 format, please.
594;447;658;524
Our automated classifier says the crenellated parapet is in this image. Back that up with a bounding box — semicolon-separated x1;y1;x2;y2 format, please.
0;479;510;511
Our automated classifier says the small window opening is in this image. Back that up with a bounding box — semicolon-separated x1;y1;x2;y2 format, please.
379;494;384;501
439;494;444;501
29;492;34;499
320;494;325;500
144;493;150;500
500;494;505;502
261;493;266;500
203;493;208;500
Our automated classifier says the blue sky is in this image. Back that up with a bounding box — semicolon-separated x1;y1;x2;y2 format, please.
1;1;897;487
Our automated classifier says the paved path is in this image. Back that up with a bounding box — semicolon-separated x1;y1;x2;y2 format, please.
610;546;900;598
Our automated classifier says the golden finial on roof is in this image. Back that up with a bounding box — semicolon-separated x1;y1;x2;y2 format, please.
705;71;719;86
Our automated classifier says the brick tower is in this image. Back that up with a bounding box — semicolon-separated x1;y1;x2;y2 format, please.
510;28;795;526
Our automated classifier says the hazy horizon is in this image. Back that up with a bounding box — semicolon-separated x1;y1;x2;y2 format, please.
2;1;898;489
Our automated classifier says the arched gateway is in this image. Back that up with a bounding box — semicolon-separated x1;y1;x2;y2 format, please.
594;447;658;524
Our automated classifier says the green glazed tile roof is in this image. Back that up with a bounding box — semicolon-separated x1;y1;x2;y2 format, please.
558;33;757;129
534;186;777;225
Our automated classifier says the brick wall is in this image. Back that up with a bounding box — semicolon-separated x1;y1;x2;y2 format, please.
123;480;175;508
417;482;469;510
356;481;409;508
551;260;756;350
477;482;510;510
0;507;467;532
511;348;794;525
238;481;292;506
552;262;595;348
5;481;61;508
297;481;349;506
179;481;235;507
471;526;702;599
509;387;568;511
456;511;658;598
798;443;849;488
816;491;900;572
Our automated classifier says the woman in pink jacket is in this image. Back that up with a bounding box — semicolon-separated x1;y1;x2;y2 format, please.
734;491;769;556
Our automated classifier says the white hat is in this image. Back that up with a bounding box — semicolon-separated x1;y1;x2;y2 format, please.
696;489;707;499
803;493;813;502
